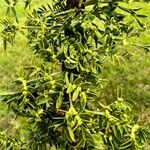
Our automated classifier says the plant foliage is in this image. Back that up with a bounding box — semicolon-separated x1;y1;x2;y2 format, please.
0;0;148;149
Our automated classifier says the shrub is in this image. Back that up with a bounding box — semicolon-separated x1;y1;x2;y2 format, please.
0;0;148;149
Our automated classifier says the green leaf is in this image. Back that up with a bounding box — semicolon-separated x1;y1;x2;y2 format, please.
67;126;76;142
75;115;82;126
0;91;18;96
29;109;37;117
73;77;83;85
70;73;74;83
85;109;104;116
66;106;77;118
56;93;63;109
75;139;85;149
37;95;48;105
67;84;76;93
72;86;81;101
117;125;124;137
119;140;132;150
24;0;32;9
65;72;70;86
112;126;117;138
63;43;69;57
136;14;147;18
80;92;87;108
81;20;93;30
65;58;78;69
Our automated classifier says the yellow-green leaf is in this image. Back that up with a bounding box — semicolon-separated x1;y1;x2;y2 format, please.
72;87;81;101
67;126;76;142
67;84;76;93
56;94;63;109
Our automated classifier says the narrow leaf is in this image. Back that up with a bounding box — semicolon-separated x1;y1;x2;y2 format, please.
56;94;63;109
67;126;76;142
72;87;81;101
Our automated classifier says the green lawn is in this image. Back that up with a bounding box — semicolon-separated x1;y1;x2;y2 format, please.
0;0;50;91
102;2;150;108
100;1;150;130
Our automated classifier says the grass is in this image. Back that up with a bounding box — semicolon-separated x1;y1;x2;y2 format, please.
0;0;50;133
102;3;150;107
0;0;50;91
99;3;150;148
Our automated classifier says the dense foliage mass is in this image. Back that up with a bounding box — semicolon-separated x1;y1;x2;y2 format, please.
0;0;148;149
